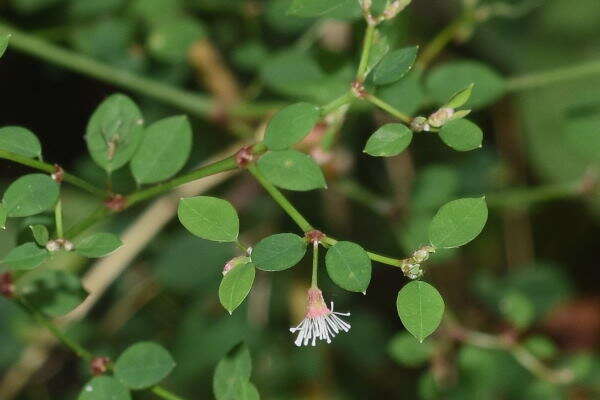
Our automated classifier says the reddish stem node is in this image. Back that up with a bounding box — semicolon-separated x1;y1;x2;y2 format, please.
351;80;368;99
306;230;326;245
0;273;15;299
104;194;126;212
235;146;255;168
51;164;64;183
90;356;111;376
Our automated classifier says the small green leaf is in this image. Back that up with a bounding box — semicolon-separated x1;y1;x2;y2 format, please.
29;225;49;246
75;233;123;258
448;109;471;121
364;123;413;157
213;344;252;400
439;119;483;151
0;126;42;158
219;262;256;314
114;342;176;390
130;115;192;184
2;174;60;218
564;113;600;162
396;281;445;342
252;233;307;271
148;17;206;63
18;270;88;316
258;150;326;191
523;336;557;360
445;83;474;109
373;46;418;86
388;332;434;367
178;196;239;242
263;102;321;150
429;197;488;248
325;241;371;293
236;382;260;400
85;94;144;173
1;242;48;270
365;29;390;77
426;61;505;109
500;290;535;330
0;34;9;58
288;0;360;18
0;203;7;229
79;377;131;400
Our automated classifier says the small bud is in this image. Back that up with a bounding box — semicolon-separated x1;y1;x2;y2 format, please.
306;230;326;245
401;261;424;280
412;245;436;263
235;146;255;168
104;194;126;212
46;240;61;252
1;273;14;298
382;0;411;20
223;256;251;276
410;116;430;132
51;164;64;183
90;356;110;376
63;240;74;252
351;81;368;99
428;107;455;128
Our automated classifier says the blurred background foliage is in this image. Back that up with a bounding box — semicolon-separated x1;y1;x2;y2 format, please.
1;0;599;399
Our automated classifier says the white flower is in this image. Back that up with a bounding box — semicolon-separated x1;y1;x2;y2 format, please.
289;288;351;347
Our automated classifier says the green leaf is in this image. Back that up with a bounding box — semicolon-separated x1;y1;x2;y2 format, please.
85;94;144;173
2;174;60;218
252;233;307;271
1;242;49;270
236;382;260;400
388;332;434;367
79;376;131;400
288;0;360;18
213;344;252;400
564;113;600;162
364;123;413;157
365;29;390;77
75;233;123;258
439;119;483;151
263;102;321;150
445;83;474;109
130;115;192;184
500;290;535;330
114;342;176;390
325;241;372;293
0;34;9;58
148;17;206;63
258;150;326;191
178;196;239;242
29;225;49;246
219;262;256;314
0;126;42;158
411;165;459;212
377;70;424;117
18;270;88;316
396;281;445;342
429;197;488;248
523;336;557;360
373;46;418;86
426;61;505;109
0;203;6;229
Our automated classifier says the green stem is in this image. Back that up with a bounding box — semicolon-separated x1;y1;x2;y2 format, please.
55;200;63;238
247;164;314;232
320;91;353;116
365;94;412;124
486;182;580;209
311;242;319;288
0;149;107;198
416;10;475;70
151;386;187;400
16;297;94;361
506;59;600;92
356;23;377;82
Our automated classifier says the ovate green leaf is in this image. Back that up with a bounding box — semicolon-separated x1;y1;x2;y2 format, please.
131;115;192;184
325;241;371;293
114;342;176;390
429;197;488;248
0;34;9;58
396;281;445;342
2;174;59;217
148;17;206;63
445;83;474;109
258;150;326;191
365;29;390;77
439;119;483;151
219;262;256;314
29;225;49;246
0;126;42;158
252;233;307;271
213;344;252;400
79;377;131;400
18;270;88;316
0;203;6;229
264;102;320;150
288;0;360;18
178;196;239;242
1;242;48;270
75;233;123;258
364;123;413;157
85;94;144;173
373;46;418;86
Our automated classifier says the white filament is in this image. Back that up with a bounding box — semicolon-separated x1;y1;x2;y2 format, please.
289;302;351;347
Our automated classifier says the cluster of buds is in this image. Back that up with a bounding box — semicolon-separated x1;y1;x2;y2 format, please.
400;245;436;279
46;238;74;252
51;164;64;183
90;356;111;376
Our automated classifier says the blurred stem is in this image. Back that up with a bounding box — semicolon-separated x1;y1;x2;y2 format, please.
486;181;581;209
14;297;189;399
365;94;412;124
311;242;319;288
0;149;107;198
356;22;377;82
416;8;476;70
55;200;63;238
507;59;600;92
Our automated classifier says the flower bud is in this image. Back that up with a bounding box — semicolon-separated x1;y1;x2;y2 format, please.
46;240;61;252
410;116;430;132
428;107;455;128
